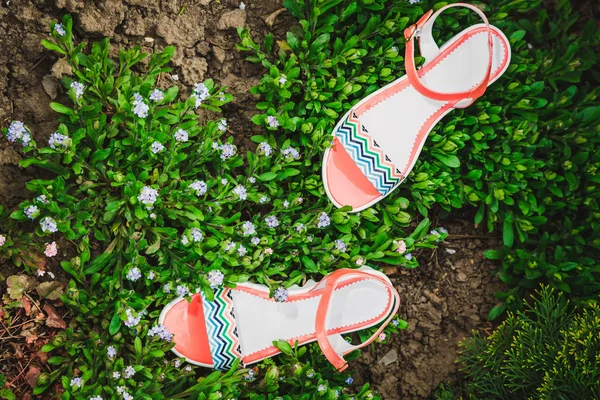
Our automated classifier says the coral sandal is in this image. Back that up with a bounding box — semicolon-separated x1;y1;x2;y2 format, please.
322;3;511;212
159;267;400;371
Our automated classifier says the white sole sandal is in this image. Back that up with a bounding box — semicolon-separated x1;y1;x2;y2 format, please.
159;267;400;371
322;3;511;212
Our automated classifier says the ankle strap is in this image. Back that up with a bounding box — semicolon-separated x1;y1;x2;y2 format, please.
404;3;493;107
314;269;400;371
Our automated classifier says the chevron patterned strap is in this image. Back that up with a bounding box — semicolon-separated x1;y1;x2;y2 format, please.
201;288;242;370
335;112;403;196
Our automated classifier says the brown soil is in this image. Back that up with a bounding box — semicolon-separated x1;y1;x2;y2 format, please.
356;215;504;399
0;1;503;399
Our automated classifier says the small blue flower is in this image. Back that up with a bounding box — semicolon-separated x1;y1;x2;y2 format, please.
238;244;247;257
107;345;116;358
190;228;203;242
251;237;260;245
174;129;189;142
257;142;273;156
123;365;135;379
54;23;66;36
273;287;288;302
132;99;149;118
6;121;31;146
282;147;300;160
71;81;85;99
317;384;327;393
243;369;255;380
189;180;207;196
176;285;189;297
207;270;224;288
265;215;279;228
242;221;256;236
405;253;413;261
126;267;142;282
334;239;346;252
317;212;330;228
138;186;158;207
40;217;58;233
151;141;165;154
232;185;247;200
48;132;70;150
345;377;354;385
149;89;164;102
25;205;39;220
266;116;279;128
220;143;236;160
70;377;83;388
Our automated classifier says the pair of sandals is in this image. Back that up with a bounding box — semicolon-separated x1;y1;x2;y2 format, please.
160;3;511;371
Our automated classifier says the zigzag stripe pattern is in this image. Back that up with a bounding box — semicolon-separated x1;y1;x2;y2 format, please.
335;112;403;196
201;288;242;370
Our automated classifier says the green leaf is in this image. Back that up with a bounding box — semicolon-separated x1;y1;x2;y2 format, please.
109;309;121;335
41;39;66;54
273;339;293;355
503;215;514;247
91;148;112;162
301;256;318;273
134;337;142;356
49;102;74;115
487;302;507;321
283;0;303;19
145;238;161;255
432;151;460;168
258;172;277;181
483;249;503;260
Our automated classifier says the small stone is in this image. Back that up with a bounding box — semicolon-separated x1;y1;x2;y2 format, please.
423;289;442;306
212;46;226;63
217;9;246;30
195;41;211;55
51;58;72;79
456;272;467;282
377;349;398;366
42;75;59;99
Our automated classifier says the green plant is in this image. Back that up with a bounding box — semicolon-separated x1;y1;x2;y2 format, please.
2;13;419;399
0;205;46;272
0;374;16;400
238;0;600;316
458;286;600;399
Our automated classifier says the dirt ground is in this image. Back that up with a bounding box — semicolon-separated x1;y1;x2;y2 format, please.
0;1;504;398
357;215;504;399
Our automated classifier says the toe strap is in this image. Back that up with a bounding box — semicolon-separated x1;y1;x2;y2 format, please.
334;112;404;197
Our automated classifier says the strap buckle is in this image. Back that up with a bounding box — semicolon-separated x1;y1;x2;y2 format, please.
404;9;434;41
404;24;420;41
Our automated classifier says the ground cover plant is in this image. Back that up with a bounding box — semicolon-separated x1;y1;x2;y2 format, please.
238;0;600;315
0;0;599;398
2;12;420;400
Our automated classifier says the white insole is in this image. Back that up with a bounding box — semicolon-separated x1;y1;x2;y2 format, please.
359;25;508;173
232;279;391;358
